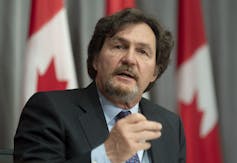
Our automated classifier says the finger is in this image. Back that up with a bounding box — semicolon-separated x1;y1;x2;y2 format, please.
135;141;152;151
122;113;147;123
130;121;162;132
132;130;162;142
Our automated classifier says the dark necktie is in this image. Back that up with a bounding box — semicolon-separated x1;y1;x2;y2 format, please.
116;111;140;163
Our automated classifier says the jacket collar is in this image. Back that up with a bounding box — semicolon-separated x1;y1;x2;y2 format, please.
76;82;109;149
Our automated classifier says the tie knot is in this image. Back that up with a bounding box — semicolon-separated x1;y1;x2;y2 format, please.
116;111;131;121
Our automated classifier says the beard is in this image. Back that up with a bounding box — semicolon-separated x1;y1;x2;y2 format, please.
104;79;139;104
104;65;139;104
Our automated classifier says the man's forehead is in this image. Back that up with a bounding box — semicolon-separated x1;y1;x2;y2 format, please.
109;36;128;43
110;35;151;47
109;30;155;48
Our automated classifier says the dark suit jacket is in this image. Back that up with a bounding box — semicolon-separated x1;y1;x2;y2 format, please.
14;82;186;163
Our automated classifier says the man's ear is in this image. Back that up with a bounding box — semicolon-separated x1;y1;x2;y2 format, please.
152;65;159;81
92;55;98;71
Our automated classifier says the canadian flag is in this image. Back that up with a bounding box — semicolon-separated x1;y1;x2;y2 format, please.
177;0;223;163
23;0;77;103
106;0;135;15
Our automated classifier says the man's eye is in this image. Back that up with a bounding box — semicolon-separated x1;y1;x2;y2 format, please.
114;45;125;49
137;49;148;55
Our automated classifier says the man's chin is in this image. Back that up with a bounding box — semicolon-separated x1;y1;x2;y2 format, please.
114;78;136;87
112;87;133;96
113;84;136;94
105;82;137;96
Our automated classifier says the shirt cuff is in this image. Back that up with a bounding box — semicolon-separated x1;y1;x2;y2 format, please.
91;143;111;163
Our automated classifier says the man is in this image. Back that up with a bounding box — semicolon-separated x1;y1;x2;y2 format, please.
14;8;186;163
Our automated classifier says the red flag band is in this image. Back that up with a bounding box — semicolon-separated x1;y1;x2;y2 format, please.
106;0;136;15
177;0;223;162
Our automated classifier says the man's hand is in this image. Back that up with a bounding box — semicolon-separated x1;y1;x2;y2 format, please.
104;113;162;163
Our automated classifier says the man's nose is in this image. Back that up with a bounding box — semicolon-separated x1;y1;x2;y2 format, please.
120;48;136;65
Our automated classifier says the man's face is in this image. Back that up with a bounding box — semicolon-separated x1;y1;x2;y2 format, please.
93;23;158;106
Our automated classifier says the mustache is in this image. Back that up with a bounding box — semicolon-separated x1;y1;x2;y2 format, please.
112;65;138;81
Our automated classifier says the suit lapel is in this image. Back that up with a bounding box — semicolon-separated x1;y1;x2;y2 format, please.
140;98;166;163
75;82;109;149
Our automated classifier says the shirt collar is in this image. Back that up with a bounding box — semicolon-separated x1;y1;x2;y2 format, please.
97;90;139;125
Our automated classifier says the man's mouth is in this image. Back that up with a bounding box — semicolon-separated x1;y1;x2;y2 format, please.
117;71;135;79
113;65;138;81
115;70;139;82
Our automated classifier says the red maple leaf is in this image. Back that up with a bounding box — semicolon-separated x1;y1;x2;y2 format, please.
179;93;222;163
37;57;67;91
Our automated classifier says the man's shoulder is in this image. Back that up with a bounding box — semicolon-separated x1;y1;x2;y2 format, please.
28;88;81;104
24;83;98;114
24;89;78;109
31;82;96;101
35;88;81;97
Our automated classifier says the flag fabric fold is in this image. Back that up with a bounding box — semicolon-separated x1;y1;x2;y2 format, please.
23;0;77;103
177;0;223;163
